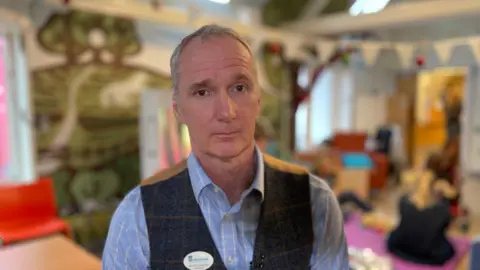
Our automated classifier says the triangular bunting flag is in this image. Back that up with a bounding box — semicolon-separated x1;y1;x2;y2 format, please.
315;41;336;63
433;40;456;65
187;4;202;25
361;42;383;66
467;38;480;63
394;43;415;70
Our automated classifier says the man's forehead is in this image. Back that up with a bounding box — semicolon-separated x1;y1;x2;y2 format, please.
179;36;252;65
175;35;258;89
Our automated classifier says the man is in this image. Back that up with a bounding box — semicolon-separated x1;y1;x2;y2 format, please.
103;24;349;269
441;88;462;141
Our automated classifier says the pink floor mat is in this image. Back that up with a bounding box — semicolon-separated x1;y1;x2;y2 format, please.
344;214;471;270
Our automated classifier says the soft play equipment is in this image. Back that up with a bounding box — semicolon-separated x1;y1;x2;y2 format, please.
345;214;471;270
342;153;373;169
0;177;71;246
332;132;389;190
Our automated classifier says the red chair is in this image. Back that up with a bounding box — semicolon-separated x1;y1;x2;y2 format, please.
332;132;368;152
0;177;71;246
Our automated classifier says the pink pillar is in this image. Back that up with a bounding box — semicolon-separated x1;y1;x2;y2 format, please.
0;37;10;180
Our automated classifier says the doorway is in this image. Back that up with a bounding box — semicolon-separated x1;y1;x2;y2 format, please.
413;67;466;167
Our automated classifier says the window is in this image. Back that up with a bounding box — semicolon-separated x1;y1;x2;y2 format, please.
309;70;333;147
349;0;391;16
295;102;309;151
295;67;334;152
295;65;354;152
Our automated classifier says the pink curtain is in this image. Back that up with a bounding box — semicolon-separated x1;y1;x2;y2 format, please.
0;37;9;179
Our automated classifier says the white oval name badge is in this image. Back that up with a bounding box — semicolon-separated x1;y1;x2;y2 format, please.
183;251;214;270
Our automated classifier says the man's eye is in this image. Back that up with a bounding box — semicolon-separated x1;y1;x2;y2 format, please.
194;89;209;96
232;84;248;92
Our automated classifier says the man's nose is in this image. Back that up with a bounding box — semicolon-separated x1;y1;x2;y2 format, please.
215;90;237;121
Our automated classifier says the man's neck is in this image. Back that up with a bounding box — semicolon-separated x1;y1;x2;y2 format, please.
193;144;257;205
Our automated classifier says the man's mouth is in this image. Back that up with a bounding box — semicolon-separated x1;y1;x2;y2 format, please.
213;131;240;138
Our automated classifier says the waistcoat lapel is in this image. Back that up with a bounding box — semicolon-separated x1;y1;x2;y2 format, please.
141;166;225;270
250;157;314;270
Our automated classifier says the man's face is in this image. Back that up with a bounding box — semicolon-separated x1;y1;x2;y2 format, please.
174;36;261;159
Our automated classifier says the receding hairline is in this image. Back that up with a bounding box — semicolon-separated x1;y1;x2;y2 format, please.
177;34;253;65
169;24;255;94
171;24;253;62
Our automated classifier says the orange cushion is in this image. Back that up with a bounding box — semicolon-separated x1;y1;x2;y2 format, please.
0;218;70;245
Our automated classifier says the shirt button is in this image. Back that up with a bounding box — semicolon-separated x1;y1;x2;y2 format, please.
227;256;234;264
214;187;220;193
224;213;230;219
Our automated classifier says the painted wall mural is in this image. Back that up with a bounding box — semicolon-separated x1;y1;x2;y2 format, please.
258;44;291;158
31;10;171;250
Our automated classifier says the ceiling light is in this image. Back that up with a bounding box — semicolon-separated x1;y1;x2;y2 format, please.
349;0;390;16
208;0;230;4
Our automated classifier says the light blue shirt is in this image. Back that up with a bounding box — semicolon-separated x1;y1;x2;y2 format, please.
102;148;349;269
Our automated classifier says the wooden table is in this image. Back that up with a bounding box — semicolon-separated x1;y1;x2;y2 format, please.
0;235;101;270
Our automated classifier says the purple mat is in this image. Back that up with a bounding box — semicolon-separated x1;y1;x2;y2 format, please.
344;214;471;270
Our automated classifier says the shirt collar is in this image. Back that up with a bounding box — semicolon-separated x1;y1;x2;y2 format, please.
187;145;265;202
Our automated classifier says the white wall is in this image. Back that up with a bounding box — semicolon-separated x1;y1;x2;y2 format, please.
463;67;480;175
460;67;480;214
352;67;396;134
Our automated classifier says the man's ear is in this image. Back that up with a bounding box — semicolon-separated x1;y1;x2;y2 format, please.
256;94;262;116
173;102;182;123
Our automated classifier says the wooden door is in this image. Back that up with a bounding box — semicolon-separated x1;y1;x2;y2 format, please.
387;74;417;166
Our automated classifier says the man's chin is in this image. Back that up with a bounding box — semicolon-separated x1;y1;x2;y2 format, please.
209;144;252;160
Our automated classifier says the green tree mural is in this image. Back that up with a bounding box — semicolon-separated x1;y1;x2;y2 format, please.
102;16;141;65
38;10;141;65
37;13;89;64
33;10;169;249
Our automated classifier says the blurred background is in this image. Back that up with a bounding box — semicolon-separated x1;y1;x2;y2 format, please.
1;0;480;269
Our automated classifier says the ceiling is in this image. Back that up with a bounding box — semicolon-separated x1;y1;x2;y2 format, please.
374;15;480;42
150;0;351;27
257;0;480;41
155;0;476;42
3;0;478;43
260;0;350;27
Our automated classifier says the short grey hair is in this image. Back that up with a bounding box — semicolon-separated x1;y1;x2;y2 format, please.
170;24;253;100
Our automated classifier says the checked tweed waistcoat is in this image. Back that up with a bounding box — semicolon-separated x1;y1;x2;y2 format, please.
140;155;314;270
